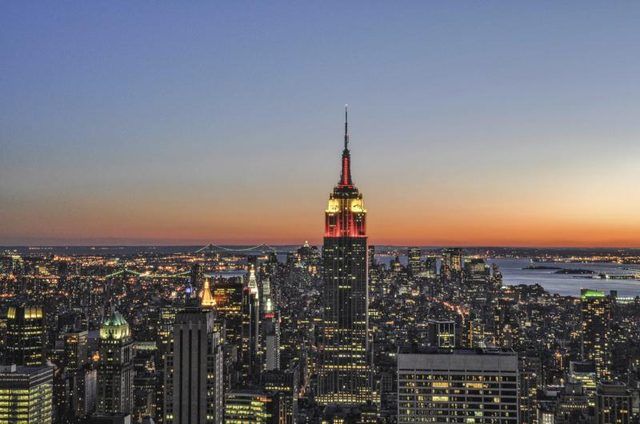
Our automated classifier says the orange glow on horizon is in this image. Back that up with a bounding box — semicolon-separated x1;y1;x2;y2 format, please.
2;156;639;248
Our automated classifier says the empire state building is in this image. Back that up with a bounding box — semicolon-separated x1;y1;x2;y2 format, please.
317;108;373;406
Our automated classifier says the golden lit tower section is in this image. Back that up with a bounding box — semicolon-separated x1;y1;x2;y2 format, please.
317;107;373;407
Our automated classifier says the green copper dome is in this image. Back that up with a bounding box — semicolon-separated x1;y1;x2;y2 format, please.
100;310;130;340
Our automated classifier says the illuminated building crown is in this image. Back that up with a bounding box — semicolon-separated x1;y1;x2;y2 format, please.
200;277;216;308
100;310;130;340
324;106;366;238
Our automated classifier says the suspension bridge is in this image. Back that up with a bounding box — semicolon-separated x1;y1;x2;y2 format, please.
194;243;278;254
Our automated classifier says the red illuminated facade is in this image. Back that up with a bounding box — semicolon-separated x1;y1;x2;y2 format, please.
324;109;367;238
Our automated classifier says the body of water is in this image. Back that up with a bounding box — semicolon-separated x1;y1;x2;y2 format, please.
375;254;640;298
488;258;640;298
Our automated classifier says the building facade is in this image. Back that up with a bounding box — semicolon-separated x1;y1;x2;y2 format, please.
596;381;631;424
163;306;224;424
224;390;273;423
581;289;612;380
0;364;53;424
5;304;45;366
317;109;373;406
97;310;134;415
397;348;519;423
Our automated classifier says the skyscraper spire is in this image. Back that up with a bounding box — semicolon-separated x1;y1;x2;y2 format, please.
200;277;216;308
339;105;353;187
319;107;371;406
344;104;349;150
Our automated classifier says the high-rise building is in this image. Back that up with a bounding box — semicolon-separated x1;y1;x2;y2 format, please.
191;263;204;288
555;381;590;424
596;381;631;424
65;330;88;371
224;390;273;424
97;310;134;415
263;368;299;424
212;276;244;346
212;275;244;388
163;306;223;424
317;108;373;406
427;320;456;349
442;248;463;281
261;274;280;372
263;312;281;372
519;354;542;424
407;247;424;276
569;361;597;406
241;267;261;385
367;246;376;271
64;329;96;419
397;348;519;423
5;304;45;366
0;364;54;424
423;256;437;279
581;289;612;380
155;304;177;424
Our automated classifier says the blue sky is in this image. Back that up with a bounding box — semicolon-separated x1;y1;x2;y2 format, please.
1;2;640;245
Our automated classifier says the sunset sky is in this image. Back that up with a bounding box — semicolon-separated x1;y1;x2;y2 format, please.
2;2;640;247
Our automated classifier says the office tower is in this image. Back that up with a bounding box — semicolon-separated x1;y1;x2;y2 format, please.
65;330;88;371
241;267;261;385
442;248;463;280
596;381;631;424
191;263;204;287
317;108;373;406
0;364;54;424
537;402;556;424
80;369;98;418
212;275;244;388
97;310;134;415
260;275;274;318
427;320;456;349
5;304;45;366
64;329;95;418
407;247;423;276
367;246;376;270
155;304;177;424
519;354;542;424
397;348;519;423
260;273;280;372
424;255;437;278
494;298;520;349
321;405;379;423
212;276;244;345
163;306;223;424
263;368;299;424
263;311;281;372
569;361;597;406
555;382;590;424
627;360;640;420
581;289;612;380
157;305;178;357
224;390;273;423
241;286;260;384
133;371;157;421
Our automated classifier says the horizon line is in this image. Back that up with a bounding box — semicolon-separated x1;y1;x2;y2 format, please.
2;243;640;250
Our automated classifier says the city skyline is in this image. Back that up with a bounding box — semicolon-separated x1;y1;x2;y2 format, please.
4;4;640;424
2;2;640;247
